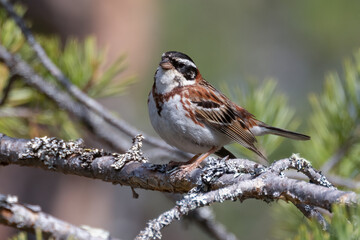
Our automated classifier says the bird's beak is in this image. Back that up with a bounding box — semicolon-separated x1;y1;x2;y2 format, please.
159;58;173;70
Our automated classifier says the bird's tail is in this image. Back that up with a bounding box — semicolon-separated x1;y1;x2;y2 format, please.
262;125;310;141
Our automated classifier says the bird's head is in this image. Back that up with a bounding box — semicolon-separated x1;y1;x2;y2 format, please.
154;51;199;94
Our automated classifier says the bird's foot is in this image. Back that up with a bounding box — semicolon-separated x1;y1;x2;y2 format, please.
169;162;200;179
166;161;183;170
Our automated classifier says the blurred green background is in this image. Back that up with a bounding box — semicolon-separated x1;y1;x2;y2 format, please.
1;0;360;239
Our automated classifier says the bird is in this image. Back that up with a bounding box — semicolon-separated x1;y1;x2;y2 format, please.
147;51;310;174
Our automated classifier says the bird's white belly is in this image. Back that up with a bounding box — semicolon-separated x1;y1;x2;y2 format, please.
148;93;231;155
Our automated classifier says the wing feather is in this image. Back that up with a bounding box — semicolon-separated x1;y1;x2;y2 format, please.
190;90;266;160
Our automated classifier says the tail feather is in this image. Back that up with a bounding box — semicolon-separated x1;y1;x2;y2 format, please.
264;126;310;141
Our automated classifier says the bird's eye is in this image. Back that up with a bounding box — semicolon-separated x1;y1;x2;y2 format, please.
184;69;196;81
178;63;185;68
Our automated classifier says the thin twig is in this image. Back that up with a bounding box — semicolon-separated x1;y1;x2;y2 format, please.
321;137;357;174
188;207;238;240
0;74;18;106
278;154;360;190
270;155;333;188
285;171;360;190
326;174;360;190
0;193;120;240
295;204;330;231
0;107;35;118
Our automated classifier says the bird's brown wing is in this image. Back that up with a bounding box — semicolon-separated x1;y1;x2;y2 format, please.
188;86;266;160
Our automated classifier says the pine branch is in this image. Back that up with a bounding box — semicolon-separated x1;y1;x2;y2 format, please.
0;44;129;151
0;0;184;156
321;137;358;174
0;133;356;203
0;193;120;240
0;42;187;159
0;133;195;193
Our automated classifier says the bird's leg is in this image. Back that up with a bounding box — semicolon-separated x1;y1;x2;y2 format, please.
177;146;217;174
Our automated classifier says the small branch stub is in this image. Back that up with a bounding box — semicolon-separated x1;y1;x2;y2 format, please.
111;134;148;170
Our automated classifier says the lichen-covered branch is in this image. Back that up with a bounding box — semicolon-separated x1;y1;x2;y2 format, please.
0;193;119;240
0;133;357;205
0;133;196;192
135;173;355;239
270;155;334;188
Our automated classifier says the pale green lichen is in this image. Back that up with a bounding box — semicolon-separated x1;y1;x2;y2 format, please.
111;134;147;170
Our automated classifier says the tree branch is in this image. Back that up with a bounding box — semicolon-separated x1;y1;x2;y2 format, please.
135;171;351;240
0;133;195;193
0;133;357;234
0;193;120;240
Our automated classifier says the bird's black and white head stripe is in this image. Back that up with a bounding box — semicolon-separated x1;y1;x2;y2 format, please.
162;51;198;80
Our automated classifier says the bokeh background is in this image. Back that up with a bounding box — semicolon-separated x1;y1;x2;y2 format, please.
1;1;360;239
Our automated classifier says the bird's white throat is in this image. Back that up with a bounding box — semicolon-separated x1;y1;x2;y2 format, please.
154;67;195;94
